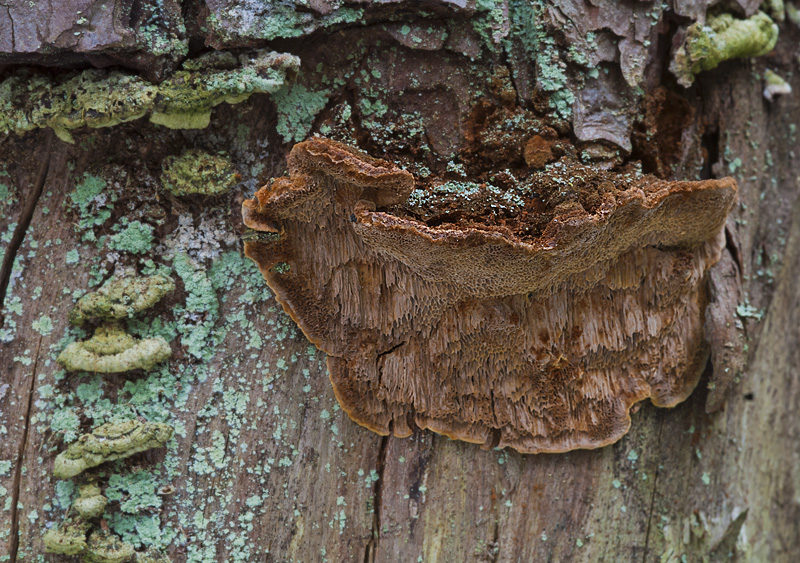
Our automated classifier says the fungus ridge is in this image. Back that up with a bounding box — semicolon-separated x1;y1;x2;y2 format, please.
243;138;738;453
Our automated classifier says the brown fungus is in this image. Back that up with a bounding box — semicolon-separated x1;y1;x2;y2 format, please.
243;138;738;454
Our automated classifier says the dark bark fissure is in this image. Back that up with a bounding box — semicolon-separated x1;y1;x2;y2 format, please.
0;132;52;327
641;415;666;562
8;335;44;563
364;434;389;563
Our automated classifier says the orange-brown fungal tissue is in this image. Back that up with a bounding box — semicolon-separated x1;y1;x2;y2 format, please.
242;137;738;454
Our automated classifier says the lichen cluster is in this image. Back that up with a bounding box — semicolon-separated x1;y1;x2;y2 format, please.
0;49;299;142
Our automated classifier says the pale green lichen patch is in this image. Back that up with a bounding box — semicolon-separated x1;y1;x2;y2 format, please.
57;323;172;373
73;483;108;520
173;253;220;359
0;50;299;141
70;275;175;326
271;83;331;143
161;150;240;196
108;221;155;255
68;173;117;238
43;517;90;555
53;420;173;479
671;11;779;87
106;471;162;514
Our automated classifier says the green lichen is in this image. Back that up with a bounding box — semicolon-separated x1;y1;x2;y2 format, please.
508;0;573;118
172;253;220;360
271;83;331;143
106;471;161;514
70;274;175;326
108;221;155;255
0;50;298;141
205;4;363;42
161;150;239;196
43;517;90;555
57;323;172;373
53;420;173;479
73;483;108;520
671;12;779;87
84;530;136;563
68;173;116;236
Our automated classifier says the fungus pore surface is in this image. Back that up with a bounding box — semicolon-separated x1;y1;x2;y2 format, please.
243;138;738;453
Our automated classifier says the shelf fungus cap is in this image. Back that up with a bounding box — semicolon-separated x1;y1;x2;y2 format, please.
69;274;175;326
53;420;173;479
57;323;171;373
84;530;135;563
43;517;90;556
243;137;738;453
72;483;108;520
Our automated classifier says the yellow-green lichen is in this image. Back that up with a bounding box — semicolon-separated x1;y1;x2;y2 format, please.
72;483;108;520
57;323;172;373
0;50;299;142
70;275;175;326
671;12;779;87
53;420;173;479
43;517;90;555
84;530;136;563
161;150;239;196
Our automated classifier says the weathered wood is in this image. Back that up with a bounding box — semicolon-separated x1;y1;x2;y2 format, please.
1;3;799;563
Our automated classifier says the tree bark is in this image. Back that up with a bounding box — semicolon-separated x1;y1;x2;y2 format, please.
1;1;799;562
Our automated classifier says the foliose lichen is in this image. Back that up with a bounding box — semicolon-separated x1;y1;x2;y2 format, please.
53;420;174;479
161;150;240;196
69;275;175;327
0;50;299;142
671;12;779;87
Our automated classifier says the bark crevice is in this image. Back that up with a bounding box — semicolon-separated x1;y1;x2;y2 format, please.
0;132;52;327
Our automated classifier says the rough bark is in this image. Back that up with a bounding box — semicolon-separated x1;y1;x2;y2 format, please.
1;1;799;562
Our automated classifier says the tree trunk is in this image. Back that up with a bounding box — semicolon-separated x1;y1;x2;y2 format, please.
1;1;799;562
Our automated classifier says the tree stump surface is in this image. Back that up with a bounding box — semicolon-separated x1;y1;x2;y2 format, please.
1;2;799;562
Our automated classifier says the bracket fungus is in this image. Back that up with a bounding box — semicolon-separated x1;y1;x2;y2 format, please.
54;420;173;479
670;11;779;87
69;274;175;327
58;323;172;373
243;138;738;453
43;518;91;556
72;483;108;520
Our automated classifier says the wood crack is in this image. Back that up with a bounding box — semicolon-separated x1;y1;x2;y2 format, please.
641;413;665;562
0;131;53;327
363;434;389;563
8;326;44;562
